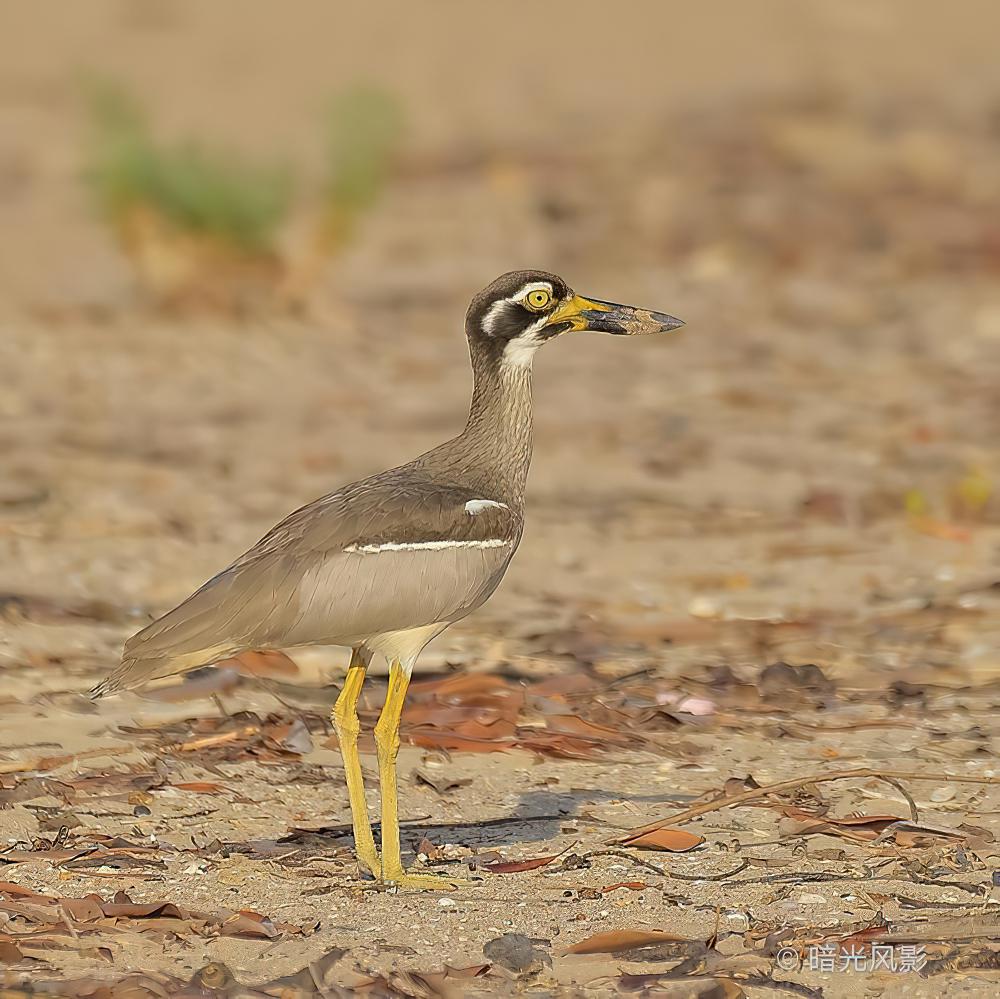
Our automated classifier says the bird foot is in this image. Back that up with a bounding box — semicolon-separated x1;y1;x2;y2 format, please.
378;869;472;891
356;848;381;880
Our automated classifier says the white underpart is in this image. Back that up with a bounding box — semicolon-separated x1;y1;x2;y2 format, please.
345;538;511;554
465;499;509;515
367;621;450;676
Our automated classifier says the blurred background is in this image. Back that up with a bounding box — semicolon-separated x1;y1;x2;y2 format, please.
4;1;1000;989
2;0;1000;691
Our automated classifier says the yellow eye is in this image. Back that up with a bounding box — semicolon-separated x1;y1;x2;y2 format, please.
525;289;551;311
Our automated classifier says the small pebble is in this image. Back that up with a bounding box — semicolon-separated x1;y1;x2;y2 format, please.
688;596;722;619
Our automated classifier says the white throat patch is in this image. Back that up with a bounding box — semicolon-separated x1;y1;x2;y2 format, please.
501;313;550;369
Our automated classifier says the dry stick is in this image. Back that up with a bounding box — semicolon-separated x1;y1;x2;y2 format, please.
173;724;259;753
579;848;749;883
57;902;80;942
0;745;130;775
881;775;919;824
609;767;1000;845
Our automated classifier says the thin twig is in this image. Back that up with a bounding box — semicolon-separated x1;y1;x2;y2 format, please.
173;724;259;753
610;767;1000;844
881;776;919;823
57;903;80;941
561;847;749;882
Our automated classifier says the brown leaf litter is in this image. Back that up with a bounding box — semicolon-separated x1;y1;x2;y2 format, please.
0;952;493;999
613;766;1000;844
0;882;316;952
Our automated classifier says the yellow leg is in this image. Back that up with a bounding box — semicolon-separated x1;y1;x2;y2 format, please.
373;659;464;890
331;647;379;877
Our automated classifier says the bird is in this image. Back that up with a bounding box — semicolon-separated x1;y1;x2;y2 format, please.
91;270;684;890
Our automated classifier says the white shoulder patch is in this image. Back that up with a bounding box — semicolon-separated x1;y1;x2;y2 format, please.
465;499;509;516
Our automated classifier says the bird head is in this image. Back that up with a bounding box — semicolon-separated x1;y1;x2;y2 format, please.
466;269;684;368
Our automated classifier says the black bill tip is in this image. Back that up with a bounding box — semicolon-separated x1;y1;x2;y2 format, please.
581;303;685;336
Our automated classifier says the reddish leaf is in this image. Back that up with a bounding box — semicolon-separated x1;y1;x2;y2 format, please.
780;808;907;842
406;730;512;753
910;515;972;543
172;781;230;794
416;836;444;861
226;649;299;678
625;827;705;852
60;896;105;922
0;939;24;964
515;733;602;760
100;900;185;920
567;929;693;955
543;714;631;743
601;881;649;893
805;812;904;827
450;718;518;740
483;854;560;874
0;882;47;899
402;704;508;727
221;909;278;939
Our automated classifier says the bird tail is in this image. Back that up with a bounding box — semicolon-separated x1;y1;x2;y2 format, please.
90;555;276;699
90;657;165;699
89;646;231;699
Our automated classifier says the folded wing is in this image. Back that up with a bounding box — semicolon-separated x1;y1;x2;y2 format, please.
92;472;520;696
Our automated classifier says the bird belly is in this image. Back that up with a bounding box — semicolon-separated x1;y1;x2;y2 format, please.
365;621;451;671
290;543;515;648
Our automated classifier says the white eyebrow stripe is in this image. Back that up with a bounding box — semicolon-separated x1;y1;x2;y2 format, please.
515;280;554;299
481;283;554;335
345;539;511;554
465;499;509;515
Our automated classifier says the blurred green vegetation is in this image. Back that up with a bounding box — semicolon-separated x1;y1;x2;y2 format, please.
86;84;292;254
323;86;404;245
82;82;403;307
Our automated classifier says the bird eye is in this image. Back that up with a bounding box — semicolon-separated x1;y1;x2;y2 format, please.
525;289;551;311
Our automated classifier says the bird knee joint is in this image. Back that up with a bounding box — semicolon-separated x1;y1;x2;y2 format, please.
333;707;360;739
373;720;399;756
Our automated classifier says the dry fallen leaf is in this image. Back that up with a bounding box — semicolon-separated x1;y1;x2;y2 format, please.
624;827;706;852
416;835;444;862
482;853;560;874
0;884;315;943
780;808;906;841
0;939;25;964
172;781;230;794
226;649;300;678
413;768;472;795
566;928;694;955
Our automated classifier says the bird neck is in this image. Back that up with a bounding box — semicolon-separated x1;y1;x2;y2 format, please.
454;343;534;504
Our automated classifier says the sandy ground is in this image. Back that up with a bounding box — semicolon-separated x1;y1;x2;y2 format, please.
2;3;1000;997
